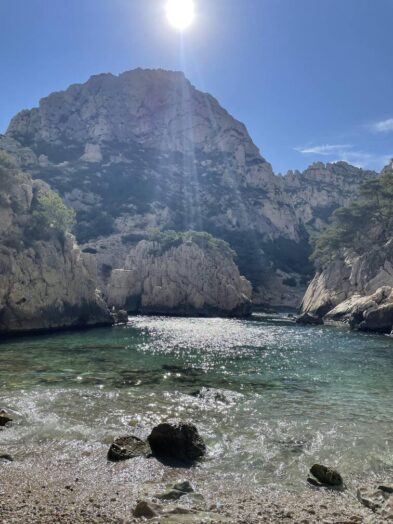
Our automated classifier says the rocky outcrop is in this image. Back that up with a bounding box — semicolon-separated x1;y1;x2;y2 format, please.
0;153;111;335
106;235;252;317
282;162;375;232
2;69;374;309
300;240;393;333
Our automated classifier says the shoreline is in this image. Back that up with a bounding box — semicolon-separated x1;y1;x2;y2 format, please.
0;450;377;523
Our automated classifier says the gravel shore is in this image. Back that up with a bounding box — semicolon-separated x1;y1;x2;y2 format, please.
0;447;379;524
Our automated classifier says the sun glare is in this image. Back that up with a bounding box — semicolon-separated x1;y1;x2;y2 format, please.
166;0;195;31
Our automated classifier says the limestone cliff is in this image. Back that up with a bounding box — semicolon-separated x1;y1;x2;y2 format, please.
2;69;375;308
0;152;112;335
300;161;393;333
106;233;252;317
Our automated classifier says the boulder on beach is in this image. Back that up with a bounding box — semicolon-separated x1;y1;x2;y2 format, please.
107;435;151;462
148;421;206;463
309;464;343;486
0;410;12;427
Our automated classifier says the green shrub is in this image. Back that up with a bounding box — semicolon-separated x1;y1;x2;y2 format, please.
0;150;19;191
147;228;236;258
32;190;75;238
311;160;393;266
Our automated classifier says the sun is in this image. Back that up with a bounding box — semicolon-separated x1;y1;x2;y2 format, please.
165;0;195;31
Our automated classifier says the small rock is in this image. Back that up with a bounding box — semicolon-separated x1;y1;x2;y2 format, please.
107;435;151;462
0;454;13;462
309;464;343;487
173;480;194;493
189;387;239;404
133;500;161;519
378;485;393;494
296;313;323;325
148;420;206;463
0;410;12;427
357;487;390;511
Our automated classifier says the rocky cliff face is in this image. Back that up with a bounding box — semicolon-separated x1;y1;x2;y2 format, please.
2;69;375;308
300;242;393;332
300;161;393;332
282;162;375;232
0;153;111;335
106;235;252;317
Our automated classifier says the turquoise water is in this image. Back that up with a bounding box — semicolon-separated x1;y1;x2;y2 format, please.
1;314;393;490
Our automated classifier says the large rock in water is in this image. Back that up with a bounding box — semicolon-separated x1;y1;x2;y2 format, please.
0;153;111;335
106;235;252;317
309;464;343;487
147;421;206;463
1;69;375;309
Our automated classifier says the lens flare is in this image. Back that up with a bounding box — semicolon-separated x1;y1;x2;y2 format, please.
166;0;195;30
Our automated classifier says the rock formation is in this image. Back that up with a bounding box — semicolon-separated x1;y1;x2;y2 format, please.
301;246;393;334
0;151;112;335
300;161;393;333
106;232;252;317
1;68;375;309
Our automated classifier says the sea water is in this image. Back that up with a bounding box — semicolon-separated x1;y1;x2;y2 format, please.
1;314;393;491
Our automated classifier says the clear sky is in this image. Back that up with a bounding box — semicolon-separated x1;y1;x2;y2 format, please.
1;0;393;173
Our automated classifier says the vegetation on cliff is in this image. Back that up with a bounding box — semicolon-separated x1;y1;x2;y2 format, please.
0;151;75;245
311;161;393;265
32;191;75;239
147;228;237;258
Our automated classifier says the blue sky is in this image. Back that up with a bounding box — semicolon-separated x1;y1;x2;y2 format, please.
1;0;392;173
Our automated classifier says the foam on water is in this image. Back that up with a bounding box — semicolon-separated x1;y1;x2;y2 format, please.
1;314;393;490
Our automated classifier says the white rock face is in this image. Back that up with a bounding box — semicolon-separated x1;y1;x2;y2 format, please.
106;239;252;317
0;158;111;334
300;239;393;332
81;143;103;163
3;69;375;308
301;241;393;316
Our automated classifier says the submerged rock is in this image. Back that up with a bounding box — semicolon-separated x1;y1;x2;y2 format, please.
309;464;343;487
189;387;240;404
156;489;186;501
0;410;12;427
107;435;151;462
296;313;323;325
148;421;206;463
156;480;194;501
